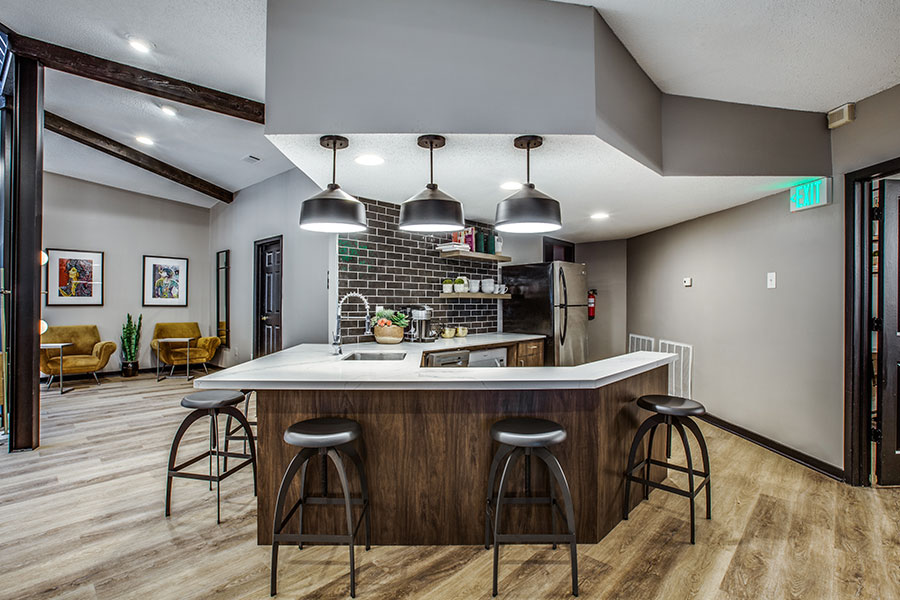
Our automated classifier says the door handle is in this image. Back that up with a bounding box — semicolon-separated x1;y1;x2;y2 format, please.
261;316;269;321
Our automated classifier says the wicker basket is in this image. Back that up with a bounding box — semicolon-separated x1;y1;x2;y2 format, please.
373;325;404;344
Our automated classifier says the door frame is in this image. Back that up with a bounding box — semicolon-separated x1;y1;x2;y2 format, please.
844;155;900;485
252;235;283;359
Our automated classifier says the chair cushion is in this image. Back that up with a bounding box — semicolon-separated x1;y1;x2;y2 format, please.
181;390;245;409
637;395;706;417
45;355;102;374
283;418;361;448
166;347;212;364
490;417;567;447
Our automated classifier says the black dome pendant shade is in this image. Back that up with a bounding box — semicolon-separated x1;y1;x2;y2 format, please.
299;135;367;233
399;134;465;232
494;135;562;233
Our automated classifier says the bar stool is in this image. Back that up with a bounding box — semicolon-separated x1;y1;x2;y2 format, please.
623;394;711;543
165;389;257;524
223;390;256;470
271;418;371;598
484;417;578;597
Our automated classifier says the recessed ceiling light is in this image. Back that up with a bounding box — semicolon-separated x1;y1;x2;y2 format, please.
500;181;522;191
127;37;152;54
160;105;177;117
135;135;154;146
591;212;610;220
355;154;384;166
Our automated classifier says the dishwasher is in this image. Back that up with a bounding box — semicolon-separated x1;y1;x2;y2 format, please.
424;349;470;367
468;347;508;367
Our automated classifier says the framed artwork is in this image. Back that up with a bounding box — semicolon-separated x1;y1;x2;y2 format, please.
46;248;104;306
142;255;189;306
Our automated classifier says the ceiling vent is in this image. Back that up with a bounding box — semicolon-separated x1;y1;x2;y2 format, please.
241;154;262;164
827;103;856;129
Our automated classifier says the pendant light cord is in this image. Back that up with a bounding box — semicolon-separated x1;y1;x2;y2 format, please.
332;145;337;186
429;142;434;185
526;146;531;184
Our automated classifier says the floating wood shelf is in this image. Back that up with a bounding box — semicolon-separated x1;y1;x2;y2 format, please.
439;250;512;263
440;292;511;300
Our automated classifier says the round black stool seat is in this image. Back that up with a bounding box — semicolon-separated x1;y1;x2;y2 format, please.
490;417;566;447
181;389;245;410
283;417;361;448
637;394;706;417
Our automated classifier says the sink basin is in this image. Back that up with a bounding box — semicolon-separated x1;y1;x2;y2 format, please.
341;352;407;361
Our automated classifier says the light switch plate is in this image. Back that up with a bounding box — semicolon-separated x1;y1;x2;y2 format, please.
767;272;776;289
683;277;692;287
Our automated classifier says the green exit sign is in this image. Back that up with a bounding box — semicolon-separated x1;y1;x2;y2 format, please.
790;178;831;212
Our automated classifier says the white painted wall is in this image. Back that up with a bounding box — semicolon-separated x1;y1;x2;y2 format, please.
208;168;335;367
575;240;627;361
41;173;211;371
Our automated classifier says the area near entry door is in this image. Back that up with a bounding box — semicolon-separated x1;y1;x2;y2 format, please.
877;180;900;484
254;236;283;358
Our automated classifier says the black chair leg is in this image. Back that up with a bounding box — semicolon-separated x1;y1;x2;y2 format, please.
549;467;558;550
271;448;316;597
341;443;371;551
165;409;206;517
536;447;578;597
484;444;514;549
623;413;666;520
296;456;310;549
644;421;662;500
672;418;696;544
681;417;712;520
327;448;357;598
492;448;523;597
220;405;258;496
223;414;233;472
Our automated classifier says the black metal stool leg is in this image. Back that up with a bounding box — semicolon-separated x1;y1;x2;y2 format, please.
484;443;515;549
681;417;712;520
492;448;523;597
644;421;662;501
666;418;672;459
549;466;558;550
327;448;357;598
297;457;310;549
271;448;316;597
535;447;578;597
223;414;233;472
220;405;258;496
672;418;696;544
623;413;666;520
210;409;222;523
340;443;371;551
165;409;206;517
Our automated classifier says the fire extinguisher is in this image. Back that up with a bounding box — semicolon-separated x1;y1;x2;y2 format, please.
587;289;596;320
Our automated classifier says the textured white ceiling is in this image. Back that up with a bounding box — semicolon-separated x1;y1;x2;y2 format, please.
44;71;294;196
268;133;807;242
554;0;900;111
0;0;267;100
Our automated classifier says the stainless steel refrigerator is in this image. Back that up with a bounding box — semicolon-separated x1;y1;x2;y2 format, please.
501;261;588;366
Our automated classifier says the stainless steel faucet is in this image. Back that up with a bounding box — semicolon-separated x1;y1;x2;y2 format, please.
333;292;371;355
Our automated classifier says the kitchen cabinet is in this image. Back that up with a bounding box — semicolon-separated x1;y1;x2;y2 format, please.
514;340;544;367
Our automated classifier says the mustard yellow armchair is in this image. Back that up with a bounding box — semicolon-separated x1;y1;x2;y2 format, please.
40;325;117;385
151;322;221;373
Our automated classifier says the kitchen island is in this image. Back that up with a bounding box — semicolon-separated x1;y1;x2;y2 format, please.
196;333;676;545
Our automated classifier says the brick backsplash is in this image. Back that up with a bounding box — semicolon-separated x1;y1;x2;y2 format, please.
338;198;501;344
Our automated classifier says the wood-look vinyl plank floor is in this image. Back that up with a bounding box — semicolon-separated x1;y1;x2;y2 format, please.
1;373;898;599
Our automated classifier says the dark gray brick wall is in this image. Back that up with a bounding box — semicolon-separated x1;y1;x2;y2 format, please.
338;198;501;344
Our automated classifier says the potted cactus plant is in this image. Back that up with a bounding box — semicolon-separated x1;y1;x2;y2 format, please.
371;309;409;344
120;313;142;377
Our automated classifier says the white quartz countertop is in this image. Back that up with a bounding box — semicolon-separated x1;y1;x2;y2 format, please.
194;332;675;391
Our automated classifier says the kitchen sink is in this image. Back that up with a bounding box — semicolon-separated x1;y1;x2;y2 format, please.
341;352;407;361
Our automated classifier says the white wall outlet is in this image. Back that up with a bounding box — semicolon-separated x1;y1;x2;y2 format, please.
767;272;776;289
376;305;384;313
683;277;692;287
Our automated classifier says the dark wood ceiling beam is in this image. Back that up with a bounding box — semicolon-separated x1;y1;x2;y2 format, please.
10;33;265;124
45;111;233;203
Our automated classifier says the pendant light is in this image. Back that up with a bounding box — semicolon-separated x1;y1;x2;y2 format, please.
494;135;562;233
399;134;465;232
299;135;367;233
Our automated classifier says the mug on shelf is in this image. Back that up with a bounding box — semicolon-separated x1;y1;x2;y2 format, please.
495;284;508;294
482;279;495;293
441;327;455;338
468;279;480;293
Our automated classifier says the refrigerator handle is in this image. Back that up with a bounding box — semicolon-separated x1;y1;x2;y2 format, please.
561;304;568;346
560;266;568;307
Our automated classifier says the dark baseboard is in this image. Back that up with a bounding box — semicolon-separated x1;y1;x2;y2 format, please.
40;364;221;384
699;413;845;482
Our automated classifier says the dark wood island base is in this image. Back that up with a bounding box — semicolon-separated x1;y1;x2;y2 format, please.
255;366;667;546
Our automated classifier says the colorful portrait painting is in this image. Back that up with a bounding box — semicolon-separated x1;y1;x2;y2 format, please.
143;255;188;306
46;249;104;306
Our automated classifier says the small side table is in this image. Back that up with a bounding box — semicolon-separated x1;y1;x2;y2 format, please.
40;342;73;395
155;337;196;382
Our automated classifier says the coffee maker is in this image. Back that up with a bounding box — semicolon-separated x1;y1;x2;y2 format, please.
406;305;437;342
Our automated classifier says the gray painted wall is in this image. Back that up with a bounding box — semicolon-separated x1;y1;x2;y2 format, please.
208;168;335;367
42;173;212;371
266;0;598;136
661;94;832;176
627;191;844;468
575;240;627;361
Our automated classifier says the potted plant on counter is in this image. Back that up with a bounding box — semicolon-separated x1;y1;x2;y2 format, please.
120;313;142;377
372;309;409;344
442;278;453;293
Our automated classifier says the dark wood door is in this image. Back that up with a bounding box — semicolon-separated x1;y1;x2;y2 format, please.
877;180;900;484
254;236;283;358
